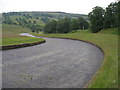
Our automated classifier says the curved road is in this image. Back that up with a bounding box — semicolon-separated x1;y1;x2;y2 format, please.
2;36;104;88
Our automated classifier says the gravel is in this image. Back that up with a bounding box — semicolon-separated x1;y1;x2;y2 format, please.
2;37;104;88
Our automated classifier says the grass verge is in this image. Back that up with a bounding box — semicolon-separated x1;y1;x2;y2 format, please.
2;24;45;48
2;37;44;46
31;28;118;88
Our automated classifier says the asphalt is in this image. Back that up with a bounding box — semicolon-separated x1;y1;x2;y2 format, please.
2;35;104;88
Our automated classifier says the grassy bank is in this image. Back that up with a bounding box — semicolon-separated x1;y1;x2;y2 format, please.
2;24;45;46
31;28;118;88
2;37;44;46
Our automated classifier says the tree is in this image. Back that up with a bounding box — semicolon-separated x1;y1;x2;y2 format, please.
17;18;27;27
71;17;89;31
44;17;89;33
71;18;79;31
56;19;64;33
61;17;72;33
104;2;118;28
88;6;105;33
77;17;89;30
118;1;120;29
3;16;14;24
33;21;36;24
44;18;72;33
36;17;39;19
44;20;58;33
41;17;49;23
84;21;89;29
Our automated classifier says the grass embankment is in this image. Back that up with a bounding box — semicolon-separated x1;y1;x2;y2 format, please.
2;24;45;46
99;28;118;35
31;28;118;88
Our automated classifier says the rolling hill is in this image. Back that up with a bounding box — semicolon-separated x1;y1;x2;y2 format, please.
2;11;88;26
2;24;44;46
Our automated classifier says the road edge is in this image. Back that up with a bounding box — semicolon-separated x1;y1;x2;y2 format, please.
1;40;46;50
36;36;105;88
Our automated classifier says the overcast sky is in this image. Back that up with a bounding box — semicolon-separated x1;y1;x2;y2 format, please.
0;0;117;14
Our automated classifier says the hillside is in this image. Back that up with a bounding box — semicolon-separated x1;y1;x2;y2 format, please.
99;28;118;35
2;24;44;46
2;11;88;26
2;24;31;38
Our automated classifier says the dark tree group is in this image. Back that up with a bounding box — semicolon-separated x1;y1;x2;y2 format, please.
89;2;119;33
88;6;104;33
104;2;118;28
44;17;89;33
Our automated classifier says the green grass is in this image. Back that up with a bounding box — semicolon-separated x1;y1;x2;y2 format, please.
27;18;45;26
2;24;45;46
10;15;45;26
31;28;118;88
2;37;44;46
10;15;25;24
2;24;31;38
99;27;118;35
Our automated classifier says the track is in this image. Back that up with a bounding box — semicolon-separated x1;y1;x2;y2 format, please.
2;34;104;88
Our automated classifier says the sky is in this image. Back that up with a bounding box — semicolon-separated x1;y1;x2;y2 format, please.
0;0;117;14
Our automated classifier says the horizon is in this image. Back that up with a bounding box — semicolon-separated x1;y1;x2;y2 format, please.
2;11;88;15
0;0;117;14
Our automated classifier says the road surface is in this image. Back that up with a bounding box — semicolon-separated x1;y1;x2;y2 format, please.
2;36;104;88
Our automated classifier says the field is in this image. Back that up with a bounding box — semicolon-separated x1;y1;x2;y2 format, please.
31;28;118;88
2;24;44;46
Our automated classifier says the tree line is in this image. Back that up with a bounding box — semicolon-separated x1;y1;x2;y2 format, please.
88;2;119;33
44;17;89;33
3;16;89;33
2;12;89;33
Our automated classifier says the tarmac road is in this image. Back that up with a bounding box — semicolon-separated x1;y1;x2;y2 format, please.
2;36;104;88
